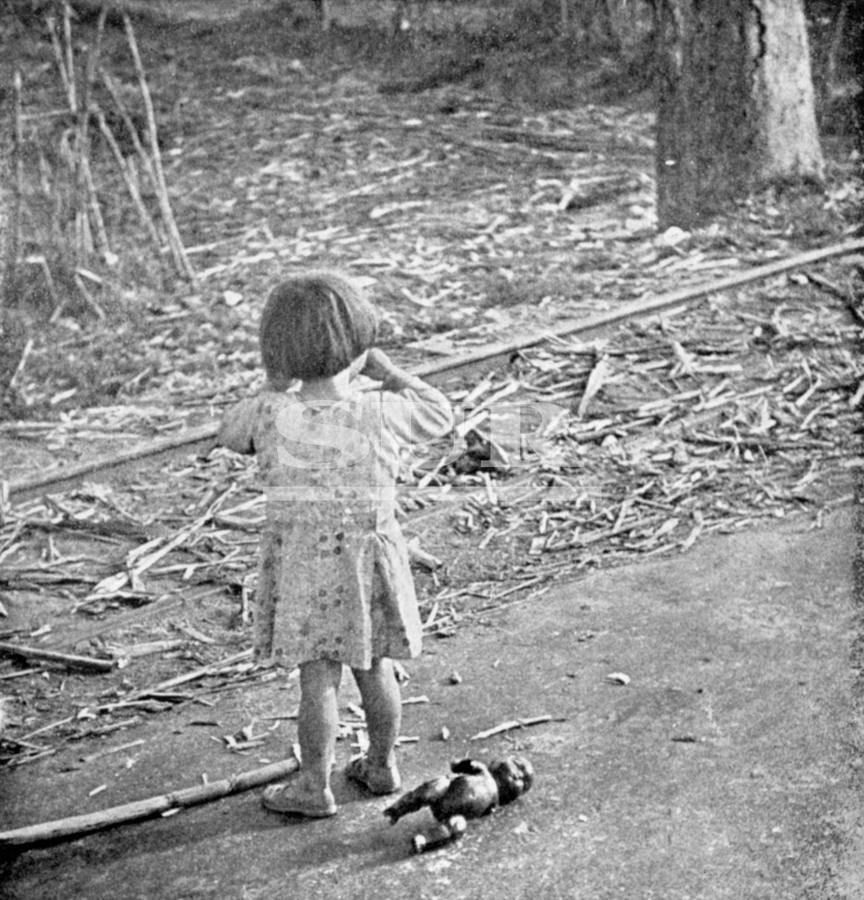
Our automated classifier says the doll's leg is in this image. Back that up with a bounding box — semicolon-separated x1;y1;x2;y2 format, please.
384;775;452;823
411;815;468;854
262;658;341;816
348;657;401;793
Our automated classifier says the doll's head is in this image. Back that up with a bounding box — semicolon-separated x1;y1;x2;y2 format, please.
489;756;534;805
259;271;378;384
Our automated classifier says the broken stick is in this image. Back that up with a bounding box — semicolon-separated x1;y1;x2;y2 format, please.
0;641;116;674
468;715;557;741
0;755;300;849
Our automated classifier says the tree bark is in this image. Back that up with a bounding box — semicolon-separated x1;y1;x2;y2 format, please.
654;0;824;229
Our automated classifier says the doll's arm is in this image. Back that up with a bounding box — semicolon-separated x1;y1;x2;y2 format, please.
450;758;489;777
217;398;259;454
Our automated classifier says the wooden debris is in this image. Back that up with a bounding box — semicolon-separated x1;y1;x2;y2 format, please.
80;738;145;764
0;641;115;674
124;649;253;703
574;354;610;418
106;639;186;662
7;238;864;501
0;756;300;849
469;715;557;741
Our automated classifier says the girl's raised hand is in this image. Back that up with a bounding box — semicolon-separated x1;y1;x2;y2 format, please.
361;348;399;381
347;350;369;381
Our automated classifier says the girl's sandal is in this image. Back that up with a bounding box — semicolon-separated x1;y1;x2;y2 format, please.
261;781;337;818
345;755;401;795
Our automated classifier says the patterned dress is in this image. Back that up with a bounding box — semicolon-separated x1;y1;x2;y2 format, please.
220;381;453;670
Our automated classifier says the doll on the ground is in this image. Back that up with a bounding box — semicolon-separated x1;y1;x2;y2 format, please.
384;756;534;853
219;271;453;818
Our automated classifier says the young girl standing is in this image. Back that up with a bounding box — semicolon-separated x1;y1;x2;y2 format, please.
219;272;453;818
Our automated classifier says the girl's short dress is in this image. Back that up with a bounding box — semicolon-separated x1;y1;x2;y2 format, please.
220;381;452;671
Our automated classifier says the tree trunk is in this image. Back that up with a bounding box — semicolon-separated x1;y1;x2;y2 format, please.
654;0;824;230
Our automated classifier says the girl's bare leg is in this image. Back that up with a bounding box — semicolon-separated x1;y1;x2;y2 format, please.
298;658;343;791
263;657;342;816
350;657;401;792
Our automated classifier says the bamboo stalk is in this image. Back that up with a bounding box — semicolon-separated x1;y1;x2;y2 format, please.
3;70;25;306
80;5;107;117
123;648;253;702
49;11;93;261
77;5;112;262
7;422;220;498
75;207;94;258
98;68;181;265
73;270;107;319
98;68;150;170
12;70;24;258
55;4;113;265
78;155;112;261
28;255;61;314
0;641;116;673
6;237;864;500
469;715;555;741
90;103;162;248
0;756;300;849
121;14;193;279
61;1;77;111
46;16;75;109
7;338;34;393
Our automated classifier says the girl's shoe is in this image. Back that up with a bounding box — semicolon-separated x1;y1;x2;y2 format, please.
345;755;401;795
261;781;337;817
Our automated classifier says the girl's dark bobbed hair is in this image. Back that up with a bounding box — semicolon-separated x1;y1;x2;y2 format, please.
259;271;378;383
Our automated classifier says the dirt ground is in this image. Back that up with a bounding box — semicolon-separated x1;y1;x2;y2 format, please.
2;508;862;899
0;2;862;889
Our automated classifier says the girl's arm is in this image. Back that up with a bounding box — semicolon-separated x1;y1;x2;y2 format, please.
217;397;260;454
362;349;454;441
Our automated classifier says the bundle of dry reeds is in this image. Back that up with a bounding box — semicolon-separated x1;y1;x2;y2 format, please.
3;2;193;323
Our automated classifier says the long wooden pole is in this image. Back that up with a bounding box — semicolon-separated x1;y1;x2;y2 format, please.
0;641;116;674
0;756;300;850
7;422;218;498
408;237;864;382
5;237;864;501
